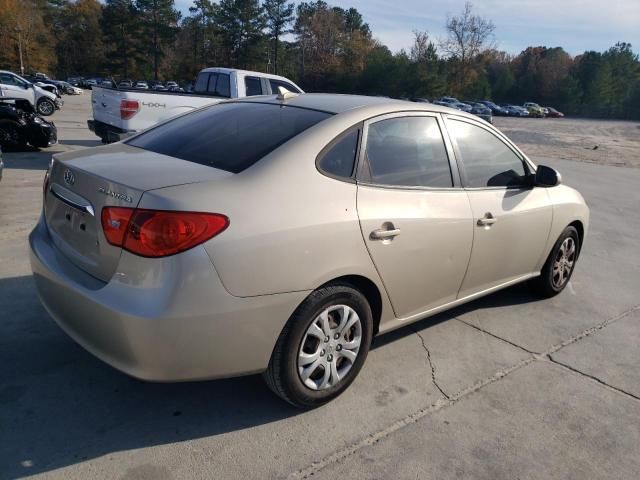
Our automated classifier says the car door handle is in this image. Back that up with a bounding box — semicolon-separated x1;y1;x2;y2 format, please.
477;213;497;226
370;228;401;240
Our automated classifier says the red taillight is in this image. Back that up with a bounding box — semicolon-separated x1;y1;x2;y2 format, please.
101;207;229;258
120;99;139;120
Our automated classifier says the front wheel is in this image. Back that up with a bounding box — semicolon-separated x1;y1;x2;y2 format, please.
0;122;26;150
37;98;55;116
530;226;580;297
263;283;373;408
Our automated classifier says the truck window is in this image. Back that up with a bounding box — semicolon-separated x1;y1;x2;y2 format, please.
269;79;300;94
245;76;263;96
194;72;231;98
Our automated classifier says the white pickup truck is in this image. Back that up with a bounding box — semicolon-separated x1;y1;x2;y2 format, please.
88;67;304;143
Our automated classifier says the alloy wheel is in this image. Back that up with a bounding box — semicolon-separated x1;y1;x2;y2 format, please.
552;237;576;288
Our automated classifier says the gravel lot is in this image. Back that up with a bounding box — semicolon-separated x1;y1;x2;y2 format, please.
1;95;639;479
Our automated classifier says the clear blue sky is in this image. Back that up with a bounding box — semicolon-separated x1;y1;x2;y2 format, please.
173;0;640;56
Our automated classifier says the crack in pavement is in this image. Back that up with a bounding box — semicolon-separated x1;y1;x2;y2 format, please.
413;328;450;400
454;317;537;355
546;354;640;402
289;304;640;479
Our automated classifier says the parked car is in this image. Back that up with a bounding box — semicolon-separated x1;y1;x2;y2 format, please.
478;100;508;116
32;94;589;408
450;101;473;112
84;79;98;89
100;80;114;88
0;98;57;149
524;102;545;118
545;107;564;118
89;67;304;143
504;105;530;117
152;83;167;91
135;81;149;90
467;102;493;123
0;70;61;116
34;82;59;97
64;82;83;95
118;80;133;89
165;81;179;90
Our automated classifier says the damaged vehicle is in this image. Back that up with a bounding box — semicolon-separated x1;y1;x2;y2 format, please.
0;98;57;150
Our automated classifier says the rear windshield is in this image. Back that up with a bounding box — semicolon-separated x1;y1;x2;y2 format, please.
128;102;332;173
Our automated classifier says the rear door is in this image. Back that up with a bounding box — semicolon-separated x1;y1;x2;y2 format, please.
445;116;553;298
356;113;474;318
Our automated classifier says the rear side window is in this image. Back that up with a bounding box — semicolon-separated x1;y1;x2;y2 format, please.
270;79;301;94
245;76;263;96
128;103;332;173
317;129;359;179
362;116;453;187
194;72;231;98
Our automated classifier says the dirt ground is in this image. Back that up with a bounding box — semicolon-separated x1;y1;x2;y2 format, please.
494;116;640;168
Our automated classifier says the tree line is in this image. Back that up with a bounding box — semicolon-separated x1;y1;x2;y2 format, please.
1;0;639;119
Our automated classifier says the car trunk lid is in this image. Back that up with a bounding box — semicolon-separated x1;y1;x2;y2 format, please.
44;143;232;282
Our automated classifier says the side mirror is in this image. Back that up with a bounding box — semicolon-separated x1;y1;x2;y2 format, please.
535;165;561;187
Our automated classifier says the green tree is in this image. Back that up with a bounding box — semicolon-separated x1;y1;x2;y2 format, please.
102;0;144;79
52;0;105;77
214;0;265;68
263;0;294;74
136;0;181;80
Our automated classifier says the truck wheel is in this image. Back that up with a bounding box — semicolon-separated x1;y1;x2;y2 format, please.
37;98;55;116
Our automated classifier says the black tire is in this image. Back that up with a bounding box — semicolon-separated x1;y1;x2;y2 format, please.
37;98;55;116
530;225;580;297
263;283;373;408
0;121;26;150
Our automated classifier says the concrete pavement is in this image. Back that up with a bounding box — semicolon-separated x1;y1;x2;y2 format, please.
0;95;638;479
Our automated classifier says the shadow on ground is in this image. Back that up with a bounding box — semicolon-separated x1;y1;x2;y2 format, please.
0;274;537;479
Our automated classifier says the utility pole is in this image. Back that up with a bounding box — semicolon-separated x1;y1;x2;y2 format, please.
15;27;24;76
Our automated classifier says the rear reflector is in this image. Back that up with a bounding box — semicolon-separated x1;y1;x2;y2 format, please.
120;99;139;120
101;207;229;257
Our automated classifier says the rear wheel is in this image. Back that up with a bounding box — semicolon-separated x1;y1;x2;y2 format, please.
37;98;55;116
530;226;580;297
263;283;373;408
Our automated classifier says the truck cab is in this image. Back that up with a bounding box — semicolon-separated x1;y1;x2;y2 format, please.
89;68;304;143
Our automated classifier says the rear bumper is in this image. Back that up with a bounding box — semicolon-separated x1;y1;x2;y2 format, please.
88;119;134;143
29;216;308;381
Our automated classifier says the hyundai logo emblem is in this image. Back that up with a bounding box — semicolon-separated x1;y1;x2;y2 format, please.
63;169;75;186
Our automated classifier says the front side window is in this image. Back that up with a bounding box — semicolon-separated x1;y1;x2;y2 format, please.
317;129;359;179
0;73;24;87
245;76;263;96
447;119;528;188
128;102;331;173
362;116;453;188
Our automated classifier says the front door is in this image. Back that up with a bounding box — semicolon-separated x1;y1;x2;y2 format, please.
445;116;553;298
357;113;474;318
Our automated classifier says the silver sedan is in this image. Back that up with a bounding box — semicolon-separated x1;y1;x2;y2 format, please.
30;94;589;408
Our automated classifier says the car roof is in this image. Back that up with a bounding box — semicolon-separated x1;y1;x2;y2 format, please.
233;93;474;118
